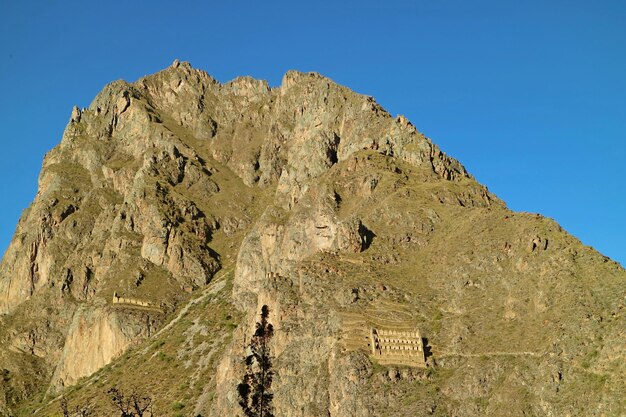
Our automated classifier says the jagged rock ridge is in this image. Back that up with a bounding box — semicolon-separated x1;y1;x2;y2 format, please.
0;61;623;417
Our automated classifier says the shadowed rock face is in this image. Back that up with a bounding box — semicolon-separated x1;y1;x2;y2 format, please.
0;61;624;417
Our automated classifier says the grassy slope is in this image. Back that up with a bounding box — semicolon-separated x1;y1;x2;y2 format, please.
24;268;239;417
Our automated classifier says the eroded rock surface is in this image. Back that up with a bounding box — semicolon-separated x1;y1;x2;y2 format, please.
0;61;623;417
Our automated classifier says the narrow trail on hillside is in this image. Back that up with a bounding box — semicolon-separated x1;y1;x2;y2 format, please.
437;350;544;358
151;267;232;340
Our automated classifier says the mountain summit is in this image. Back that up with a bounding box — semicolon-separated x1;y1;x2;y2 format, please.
0;61;623;416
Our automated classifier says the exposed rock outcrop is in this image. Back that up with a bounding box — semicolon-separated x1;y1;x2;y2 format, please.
0;62;623;417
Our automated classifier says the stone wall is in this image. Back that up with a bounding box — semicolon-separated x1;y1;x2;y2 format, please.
112;292;152;308
369;327;426;367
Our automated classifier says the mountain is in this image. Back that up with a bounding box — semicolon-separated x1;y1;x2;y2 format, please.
0;60;623;417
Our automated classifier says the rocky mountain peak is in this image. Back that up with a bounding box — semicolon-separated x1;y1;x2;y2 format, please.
0;63;623;417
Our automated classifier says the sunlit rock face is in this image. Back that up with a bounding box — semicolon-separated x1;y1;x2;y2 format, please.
0;61;623;417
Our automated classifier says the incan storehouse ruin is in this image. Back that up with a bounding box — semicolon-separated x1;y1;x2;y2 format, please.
369;328;426;367
112;292;153;308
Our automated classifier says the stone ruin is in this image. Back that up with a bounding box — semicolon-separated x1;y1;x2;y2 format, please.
266;272;280;280
369;328;426;367
112;292;152;308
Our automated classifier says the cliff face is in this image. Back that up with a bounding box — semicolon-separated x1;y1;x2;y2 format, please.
0;61;624;417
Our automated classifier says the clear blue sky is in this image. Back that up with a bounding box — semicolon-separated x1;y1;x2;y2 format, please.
0;0;624;265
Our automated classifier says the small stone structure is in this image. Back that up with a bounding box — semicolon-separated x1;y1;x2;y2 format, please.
266;272;280;280
112;292;152;308
369;328;426;367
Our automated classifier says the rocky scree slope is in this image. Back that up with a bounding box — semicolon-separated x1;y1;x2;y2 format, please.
0;61;624;417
